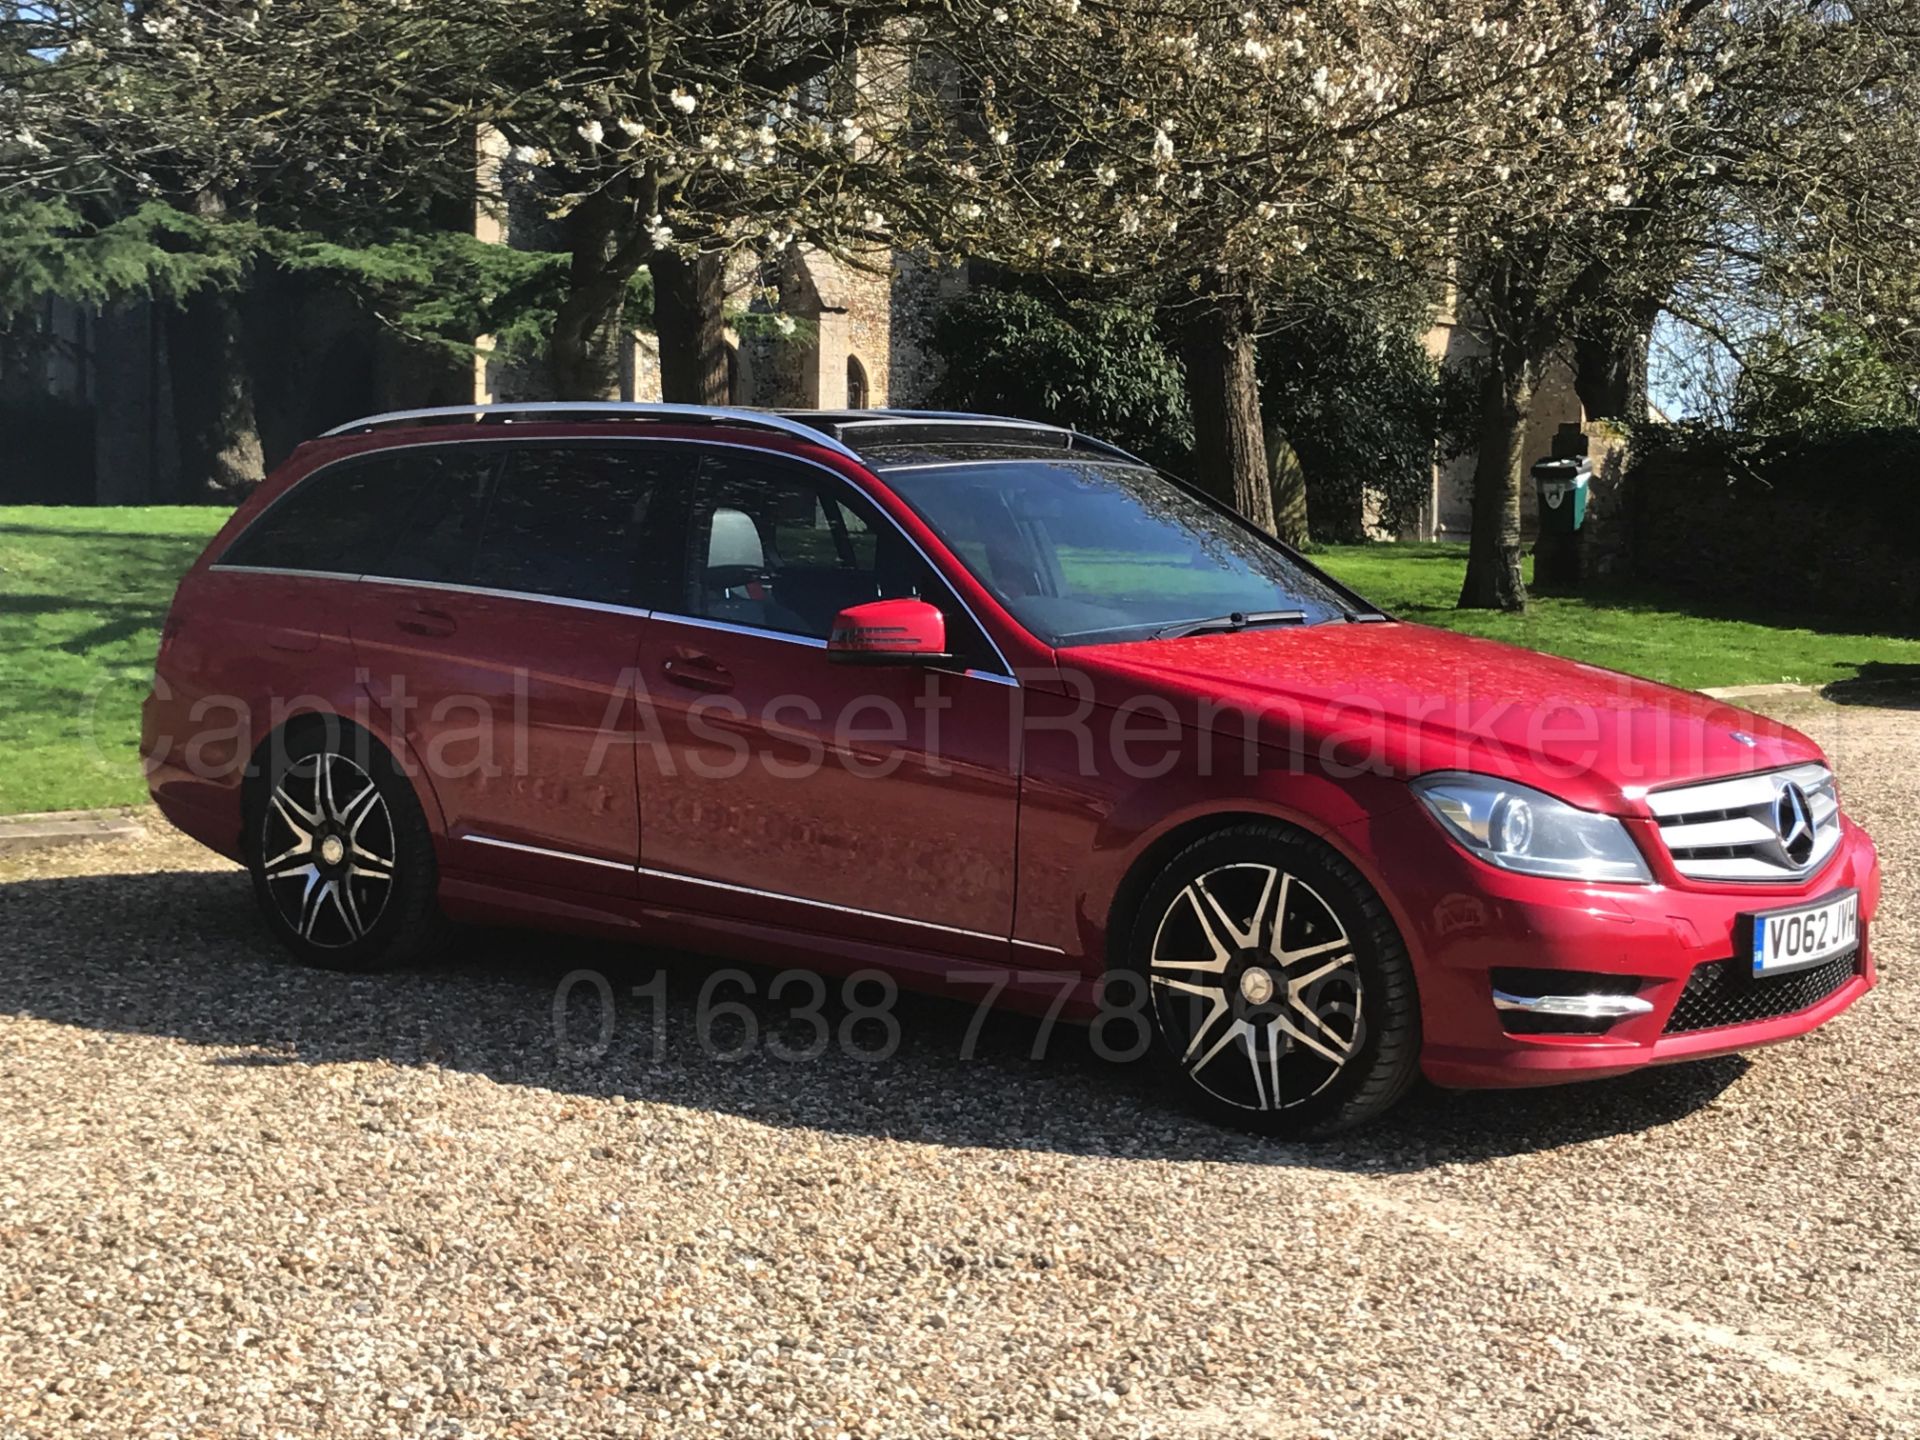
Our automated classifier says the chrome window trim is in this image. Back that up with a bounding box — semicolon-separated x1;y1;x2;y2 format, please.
358;574;656;621
320;401;866;463
209;563;360;583
645;608;1019;686
230;434;1017;678
651;610;829;650
637;866;1008;944
461;833;635;872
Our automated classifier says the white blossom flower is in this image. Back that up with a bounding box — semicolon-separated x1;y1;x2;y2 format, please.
617;118;646;141
576;119;604;145
670;89;697;114
1244;39;1271;63
646;214;674;247
773;314;798;337
992;7;1009;21
1096;165;1117;186
1152;127;1174;162
838;118;863;145
991;127;1010;146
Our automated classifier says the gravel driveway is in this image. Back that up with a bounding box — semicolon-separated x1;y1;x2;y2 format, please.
2;694;1915;1440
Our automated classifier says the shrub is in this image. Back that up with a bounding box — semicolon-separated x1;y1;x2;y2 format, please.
929;287;1192;471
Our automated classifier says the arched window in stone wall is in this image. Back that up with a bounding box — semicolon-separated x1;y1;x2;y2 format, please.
846;354;869;410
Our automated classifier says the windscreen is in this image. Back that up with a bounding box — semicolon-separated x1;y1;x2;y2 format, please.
879;457;1368;646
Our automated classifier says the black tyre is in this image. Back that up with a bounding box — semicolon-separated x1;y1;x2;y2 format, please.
1125;822;1420;1137
245;723;449;971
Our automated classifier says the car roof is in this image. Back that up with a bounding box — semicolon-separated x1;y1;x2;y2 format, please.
316;403;1148;468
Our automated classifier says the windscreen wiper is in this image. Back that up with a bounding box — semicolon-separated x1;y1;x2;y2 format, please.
1152;609;1309;640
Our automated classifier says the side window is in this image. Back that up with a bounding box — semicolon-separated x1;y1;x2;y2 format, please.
218;454;420;574
470;444;685;608
685;452;997;665
377;447;501;586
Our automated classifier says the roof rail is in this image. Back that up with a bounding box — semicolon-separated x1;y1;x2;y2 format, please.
318;402;864;463
784;410;1149;466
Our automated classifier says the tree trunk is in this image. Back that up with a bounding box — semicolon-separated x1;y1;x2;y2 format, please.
547;196;638;400
1574;300;1658;423
1177;287;1278;533
1267;428;1311;548
650;249;730;404
1457;349;1539;611
166;285;265;501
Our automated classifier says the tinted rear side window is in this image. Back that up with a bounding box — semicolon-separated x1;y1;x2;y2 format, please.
379;447;501;586
470;444;687;608
219;454;420;574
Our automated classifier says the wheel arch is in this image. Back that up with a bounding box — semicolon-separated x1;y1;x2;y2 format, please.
241;709;447;852
1099;803;1407;980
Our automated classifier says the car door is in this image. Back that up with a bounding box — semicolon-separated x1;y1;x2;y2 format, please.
351;440;686;897
635;447;1022;962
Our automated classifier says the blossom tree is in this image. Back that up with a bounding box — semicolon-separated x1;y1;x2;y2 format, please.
921;0;1612;531
1447;0;1920;608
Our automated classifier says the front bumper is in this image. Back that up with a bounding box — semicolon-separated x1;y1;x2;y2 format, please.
1354;806;1882;1089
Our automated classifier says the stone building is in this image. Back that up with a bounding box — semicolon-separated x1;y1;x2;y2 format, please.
1413;296;1586;542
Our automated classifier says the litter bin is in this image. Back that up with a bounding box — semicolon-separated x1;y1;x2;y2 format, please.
1532;455;1591;591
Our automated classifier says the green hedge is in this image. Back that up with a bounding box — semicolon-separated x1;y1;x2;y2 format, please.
1627;426;1920;628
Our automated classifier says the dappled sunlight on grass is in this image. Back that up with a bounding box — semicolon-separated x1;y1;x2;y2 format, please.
0;506;229;814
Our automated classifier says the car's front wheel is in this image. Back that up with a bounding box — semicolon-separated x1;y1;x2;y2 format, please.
246;724;448;970
1127;823;1420;1136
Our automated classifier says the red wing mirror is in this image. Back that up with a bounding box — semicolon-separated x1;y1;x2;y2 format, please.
827;598;953;665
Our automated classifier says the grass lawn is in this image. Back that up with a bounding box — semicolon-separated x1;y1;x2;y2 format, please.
2;509;1917;816
0;506;226;815
1314;542;1920;692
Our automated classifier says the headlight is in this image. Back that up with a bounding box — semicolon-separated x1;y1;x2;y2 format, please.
1411;772;1652;884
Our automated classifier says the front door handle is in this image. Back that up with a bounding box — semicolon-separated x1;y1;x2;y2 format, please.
662;653;734;693
395;604;458;639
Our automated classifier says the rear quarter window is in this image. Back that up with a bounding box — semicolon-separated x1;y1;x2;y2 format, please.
218;453;421;574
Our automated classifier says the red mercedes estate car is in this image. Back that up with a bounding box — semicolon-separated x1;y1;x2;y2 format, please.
143;404;1881;1134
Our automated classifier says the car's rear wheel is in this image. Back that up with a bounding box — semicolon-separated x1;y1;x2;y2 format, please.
1127;823;1420;1137
246;725;448;971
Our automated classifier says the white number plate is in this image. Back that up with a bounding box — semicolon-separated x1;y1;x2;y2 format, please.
1749;890;1858;976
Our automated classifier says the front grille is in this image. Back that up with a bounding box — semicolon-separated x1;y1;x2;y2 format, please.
1647;763;1841;883
1664;950;1859;1034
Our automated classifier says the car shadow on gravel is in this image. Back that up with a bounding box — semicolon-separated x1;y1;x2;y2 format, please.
0;866;1747;1174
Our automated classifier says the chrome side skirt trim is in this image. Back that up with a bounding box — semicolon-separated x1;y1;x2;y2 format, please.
458;843;1036;952
461;833;635;872
636;865;1007;945
1491;990;1654;1020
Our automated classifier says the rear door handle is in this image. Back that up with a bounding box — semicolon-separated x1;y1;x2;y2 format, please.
395;604;458;638
662;653;734;693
